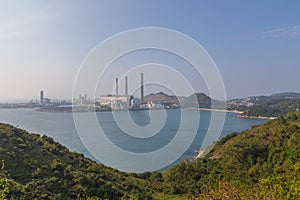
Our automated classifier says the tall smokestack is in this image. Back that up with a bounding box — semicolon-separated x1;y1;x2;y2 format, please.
116;78;119;97
140;73;144;103
125;76;128;96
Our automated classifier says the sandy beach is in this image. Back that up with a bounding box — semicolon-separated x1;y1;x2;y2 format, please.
197;108;243;114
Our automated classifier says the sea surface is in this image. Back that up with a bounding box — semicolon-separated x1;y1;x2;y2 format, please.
0;108;267;172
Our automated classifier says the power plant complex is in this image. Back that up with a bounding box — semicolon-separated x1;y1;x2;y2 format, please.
35;73;165;112
95;73;150;111
8;71;178;112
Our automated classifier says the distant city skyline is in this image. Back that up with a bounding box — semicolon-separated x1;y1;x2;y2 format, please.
0;1;300;101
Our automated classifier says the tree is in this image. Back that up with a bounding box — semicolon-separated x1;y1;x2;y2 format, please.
0;160;9;200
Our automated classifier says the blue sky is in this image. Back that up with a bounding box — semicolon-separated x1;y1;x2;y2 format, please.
0;0;300;101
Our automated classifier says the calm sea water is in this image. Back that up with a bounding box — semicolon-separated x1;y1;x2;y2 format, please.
0;108;267;172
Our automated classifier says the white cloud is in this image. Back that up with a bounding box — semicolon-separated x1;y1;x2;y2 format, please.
262;24;300;40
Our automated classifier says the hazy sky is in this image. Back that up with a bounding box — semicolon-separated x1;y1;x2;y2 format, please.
0;0;300;101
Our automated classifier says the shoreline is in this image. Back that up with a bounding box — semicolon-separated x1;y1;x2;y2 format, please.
35;107;178;113
33;107;275;120
236;115;277;120
194;108;276;119
185;107;243;114
198;108;243;114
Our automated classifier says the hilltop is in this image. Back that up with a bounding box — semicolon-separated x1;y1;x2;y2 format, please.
270;92;300;99
181;93;225;109
1;112;300;199
143;92;181;105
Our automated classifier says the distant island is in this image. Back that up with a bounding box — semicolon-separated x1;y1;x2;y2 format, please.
1;112;300;199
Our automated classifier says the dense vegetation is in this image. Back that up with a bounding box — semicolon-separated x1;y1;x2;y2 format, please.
163;112;300;199
242;98;300;117
0;123;155;199
1;112;300;199
228;92;300;117
0;161;9;200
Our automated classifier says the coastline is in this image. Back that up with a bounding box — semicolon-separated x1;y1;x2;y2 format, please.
180;107;244;114
34;107;274;120
236;115;277;120
191;107;276;119
197;108;243;114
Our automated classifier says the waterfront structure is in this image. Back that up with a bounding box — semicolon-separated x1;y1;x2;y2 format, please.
132;98;140;109
96;95;128;110
75;94;89;105
128;95;133;107
43;98;51;105
79;94;82;104
40;90;44;105
95;73;148;110
116;78;119;98
84;94;87;104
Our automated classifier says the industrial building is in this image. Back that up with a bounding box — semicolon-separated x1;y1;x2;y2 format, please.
95;73;144;110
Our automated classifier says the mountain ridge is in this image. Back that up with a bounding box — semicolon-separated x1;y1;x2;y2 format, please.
144;92;226;109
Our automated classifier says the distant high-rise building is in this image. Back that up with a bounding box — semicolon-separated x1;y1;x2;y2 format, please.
40;90;44;105
116;78;119;97
84;94;87;104
140;73;144;103
79;94;82;104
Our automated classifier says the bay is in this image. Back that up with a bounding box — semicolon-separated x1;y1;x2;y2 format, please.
0;108;267;172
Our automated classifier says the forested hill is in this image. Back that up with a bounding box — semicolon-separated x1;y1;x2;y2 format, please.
163;112;300;199
228;92;300;117
143;92;226;109
1;113;300;199
241;98;300;117
0;123;155;199
181;93;225;109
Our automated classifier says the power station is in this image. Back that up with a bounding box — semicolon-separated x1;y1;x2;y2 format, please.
96;73;145;110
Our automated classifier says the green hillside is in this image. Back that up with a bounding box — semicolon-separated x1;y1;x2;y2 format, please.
228;92;300;117
242;98;300;117
163;112;300;199
0;123;156;199
1;112;300;199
